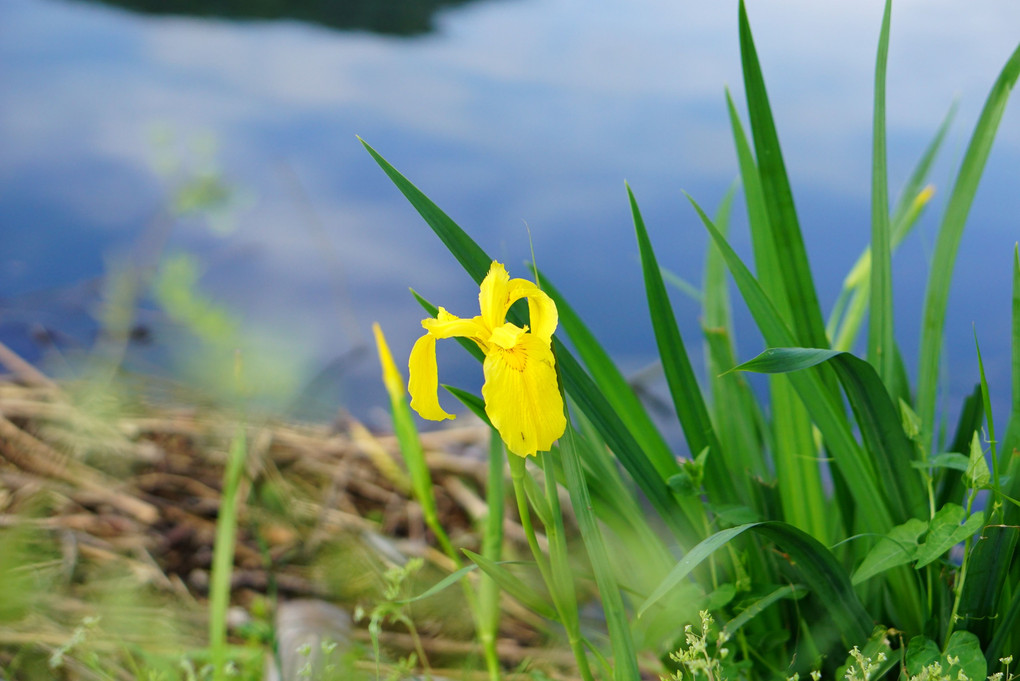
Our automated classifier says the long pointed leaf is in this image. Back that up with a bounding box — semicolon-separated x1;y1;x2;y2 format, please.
558;419;641;681
734;347;928;522
365;142;696;542
957;525;1019;645
916;43;1020;448
629;184;737;503
726;89;832;539
461;550;558;620
738;0;828;350
689;195;894;534
638;521;872;645
868;0;895;386
1002;245;1020;525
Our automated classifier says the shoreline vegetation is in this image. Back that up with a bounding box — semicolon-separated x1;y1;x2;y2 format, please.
3;0;1020;678
0;345;590;679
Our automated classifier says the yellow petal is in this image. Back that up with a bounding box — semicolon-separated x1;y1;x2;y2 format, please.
423;308;488;343
481;333;565;457
506;280;558;340
371;322;404;402
408;333;456;421
478;261;511;331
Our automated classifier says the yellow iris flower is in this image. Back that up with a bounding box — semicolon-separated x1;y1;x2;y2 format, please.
408;261;566;458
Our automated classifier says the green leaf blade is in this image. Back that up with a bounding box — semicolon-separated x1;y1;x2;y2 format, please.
916;44;1020;448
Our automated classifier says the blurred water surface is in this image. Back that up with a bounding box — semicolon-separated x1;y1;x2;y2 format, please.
1;0;1018;436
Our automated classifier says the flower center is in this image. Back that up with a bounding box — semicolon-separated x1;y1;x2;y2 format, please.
489;324;529;372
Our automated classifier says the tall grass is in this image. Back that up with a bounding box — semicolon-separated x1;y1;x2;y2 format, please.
365;0;1020;677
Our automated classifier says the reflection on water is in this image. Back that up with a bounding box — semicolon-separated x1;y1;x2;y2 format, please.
79;0;487;35
1;0;1018;432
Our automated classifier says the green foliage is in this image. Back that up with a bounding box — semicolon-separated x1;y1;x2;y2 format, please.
364;0;1020;677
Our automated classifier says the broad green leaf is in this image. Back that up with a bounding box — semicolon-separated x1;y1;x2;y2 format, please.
916;43;1020;447
734;347;927;521
704;584;737;611
731;347;841;374
966;431;991;489
942;631;987;681
914;504;985;568
629;184;736;503
461;550;558;620
915;452;970;472
852;518;926;585
638;521;872;645
905;636;941;675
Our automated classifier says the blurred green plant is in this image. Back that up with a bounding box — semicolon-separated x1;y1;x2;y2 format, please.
364;0;1020;677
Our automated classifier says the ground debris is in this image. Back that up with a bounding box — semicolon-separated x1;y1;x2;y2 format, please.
0;343;572;679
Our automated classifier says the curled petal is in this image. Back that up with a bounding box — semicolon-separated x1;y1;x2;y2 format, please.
408;333;455;421
506;280;558;340
481;333;565;457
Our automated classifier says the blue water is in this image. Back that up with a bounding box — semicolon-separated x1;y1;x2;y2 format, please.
1;0;1018;441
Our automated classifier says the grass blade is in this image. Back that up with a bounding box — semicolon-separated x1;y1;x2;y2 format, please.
704;183;768;494
689;195;894;534
537;274;680;483
869;0;895;386
722;584;808;637
726;88;832;540
461;550;558;620
1002;245;1020;525
957;525;1018;646
629;184;737;503
638;521;872;646
558;419;641;681
738;0;828;350
361;138;490;284
734;347;928;522
916;43;1020;448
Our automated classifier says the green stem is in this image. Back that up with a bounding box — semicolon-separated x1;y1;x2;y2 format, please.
539;451;595;681
508;454;594;681
209;424;247;680
478;431;506;681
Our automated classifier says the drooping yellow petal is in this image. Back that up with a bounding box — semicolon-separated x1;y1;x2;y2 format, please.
481;332;565;457
371;322;405;402
478;261;511;331
408;333;455;421
506;279;558;340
